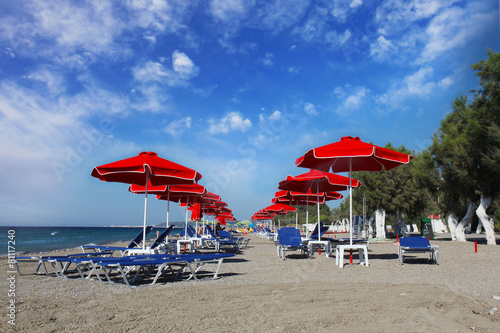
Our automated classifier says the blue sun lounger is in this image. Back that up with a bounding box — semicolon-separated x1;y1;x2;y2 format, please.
205;226;240;252
81;226;154;254
277;227;309;260
14;251;113;275
50;253;235;287
398;236;439;264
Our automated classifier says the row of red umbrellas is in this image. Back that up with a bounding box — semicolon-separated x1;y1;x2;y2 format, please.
252;136;413;244
91;151;236;249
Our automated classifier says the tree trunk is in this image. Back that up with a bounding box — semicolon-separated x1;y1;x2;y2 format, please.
447;213;458;241
475;220;483;234
476;195;496;245
455;201;476;242
394;211;407;237
375;209;386;239
368;213;375;238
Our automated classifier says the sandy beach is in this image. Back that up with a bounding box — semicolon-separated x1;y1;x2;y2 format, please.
2;233;499;332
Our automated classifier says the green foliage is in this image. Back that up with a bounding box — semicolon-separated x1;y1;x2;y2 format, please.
431;50;500;218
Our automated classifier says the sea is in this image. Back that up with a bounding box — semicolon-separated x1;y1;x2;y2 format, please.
0;224;190;255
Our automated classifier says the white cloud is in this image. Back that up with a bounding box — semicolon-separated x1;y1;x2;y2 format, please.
209;0;251;22
417;2;496;63
304;102;318;116
251;0;309;33
438;76;453;89
333;84;370;114
259;110;282;122
130;84;170;113
268;110;282;121
164;116;192;136
22;68;66;96
0;0;193;66
132;51;199;86
288;66;301;74
172;50;199;79
375;66;453;108
373;1;495;65
208;111;252;134
350;0;363;9
330;0;363;22
124;0;190;33
261;52;274;67
375;0;460;33
0;80;127;199
404;66;436;96
370;36;396;60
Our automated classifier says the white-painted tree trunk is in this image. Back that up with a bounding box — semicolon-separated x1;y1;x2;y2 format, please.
476;195;496;245
447;213;458;241
368;213;375;238
394;211;407;237
375;209;386;239
475;220;483;234
455;201;476;242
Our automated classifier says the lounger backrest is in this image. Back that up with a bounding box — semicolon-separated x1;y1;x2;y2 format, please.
187;225;201;237
309;222;328;239
218;230;232;238
150;226;174;249
278;227;303;246
127;226;154;248
399;236;431;248
181;225;197;238
205;225;217;238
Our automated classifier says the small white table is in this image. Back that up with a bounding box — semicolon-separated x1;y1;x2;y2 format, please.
177;239;195;253
126;247;153;255
308;240;331;257
335;244;369;268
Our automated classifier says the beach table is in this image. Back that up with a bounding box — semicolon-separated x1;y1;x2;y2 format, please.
308;240;331;257
335;244;369;268
177;239;196;253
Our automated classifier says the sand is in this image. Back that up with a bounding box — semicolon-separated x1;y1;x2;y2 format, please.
1;233;499;332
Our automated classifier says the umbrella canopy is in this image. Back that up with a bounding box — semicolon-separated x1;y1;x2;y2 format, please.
91;152;202;249
131;182;207;229
273;190;343;230
296;136;413;172
264;203;297;214
278;170;357;240
157;184;207;238
274;189;343;202
92;151;202;186
278;169;360;192
296;136;413;244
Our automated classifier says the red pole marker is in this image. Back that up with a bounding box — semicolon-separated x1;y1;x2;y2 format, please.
350;249;353;264
475;241;478;253
397;235;399;243
184;244;186;252
319;247;321;255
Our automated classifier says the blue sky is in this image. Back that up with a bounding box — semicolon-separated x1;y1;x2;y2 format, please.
1;0;498;227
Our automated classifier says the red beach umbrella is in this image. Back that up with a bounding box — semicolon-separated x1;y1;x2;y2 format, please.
92;151;202;186
278;169;359;192
296;136;414;244
264;203;297;214
130;182;206;230
92;152;202;249
263;203;296;230
155;184;207;237
278;170;358;240
273;190;343;230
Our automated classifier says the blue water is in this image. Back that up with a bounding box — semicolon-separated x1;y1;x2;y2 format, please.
0;225;187;255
